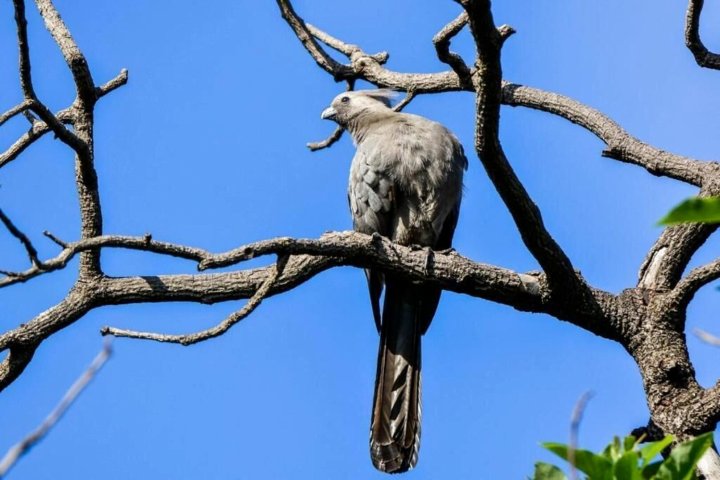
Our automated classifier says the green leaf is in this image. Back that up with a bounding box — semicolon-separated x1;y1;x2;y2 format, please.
613;451;642;480
659;197;720;225
657;433;713;480
543;443;613;480
532;462;568;480
639;435;674;466
624;435;638;454
641;460;662;479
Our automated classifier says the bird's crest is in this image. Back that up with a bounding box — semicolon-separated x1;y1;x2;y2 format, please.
355;89;399;108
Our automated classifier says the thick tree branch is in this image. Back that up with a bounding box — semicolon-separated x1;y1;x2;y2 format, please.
685;0;720;70
639;186;720;291
102;256;288;345
0;230;626;393
0;346;36;393
33;0;96;105
671;258;720;308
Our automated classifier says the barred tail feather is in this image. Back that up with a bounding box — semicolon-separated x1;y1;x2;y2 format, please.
370;278;422;474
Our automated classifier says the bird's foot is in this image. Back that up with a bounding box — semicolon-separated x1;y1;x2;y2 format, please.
423;246;434;275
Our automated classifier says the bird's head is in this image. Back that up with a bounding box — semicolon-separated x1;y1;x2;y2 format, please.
320;89;397;127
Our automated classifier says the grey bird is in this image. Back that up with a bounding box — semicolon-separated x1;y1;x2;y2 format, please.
321;90;467;473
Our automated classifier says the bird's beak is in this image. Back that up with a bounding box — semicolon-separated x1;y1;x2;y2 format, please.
320;107;337;121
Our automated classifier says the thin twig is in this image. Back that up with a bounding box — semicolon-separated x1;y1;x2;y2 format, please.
101;256;288;345
694;328;720;347
433;12;472;82
568;391;594;480
307;80;355;151
95;68;128;97
0;208;40;267
307;126;344;151
0;100;33;128
0;340;112;478
392;89;416;112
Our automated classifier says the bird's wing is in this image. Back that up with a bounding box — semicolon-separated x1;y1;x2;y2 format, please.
349;148;396;331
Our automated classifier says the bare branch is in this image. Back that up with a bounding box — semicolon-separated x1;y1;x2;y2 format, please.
33;0;96;104
433;12;472;84
96;68;128;97
568;391;594;480
685;0;720;70
695;328;720;347
102;256;288;345
639;201;718;291
11;0;85;154
670;257;720;308
392;89;416;113
0;340;111;478
307;126;344;151
0;208;40;267
501;83;712;187
0;346;36;393
460;0;584;296
307;80;354;151
0;100;33;128
0;233;210;288
279;1;714;188
12;0;35;98
0;230;625;384
276;0;355;80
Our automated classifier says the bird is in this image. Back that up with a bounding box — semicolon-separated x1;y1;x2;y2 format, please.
320;89;467;473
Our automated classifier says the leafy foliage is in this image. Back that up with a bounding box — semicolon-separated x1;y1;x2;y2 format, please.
659;197;720;225
531;433;713;480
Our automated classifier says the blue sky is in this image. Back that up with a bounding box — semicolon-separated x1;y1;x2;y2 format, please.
1;0;720;478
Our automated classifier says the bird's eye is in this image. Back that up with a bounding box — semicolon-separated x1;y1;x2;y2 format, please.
341;96;350;103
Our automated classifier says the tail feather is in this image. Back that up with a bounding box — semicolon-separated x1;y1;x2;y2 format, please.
370;278;422;473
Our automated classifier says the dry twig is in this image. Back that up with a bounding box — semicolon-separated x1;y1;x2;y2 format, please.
0;340;112;478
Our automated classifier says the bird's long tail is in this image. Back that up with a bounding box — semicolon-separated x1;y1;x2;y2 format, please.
370;277;422;474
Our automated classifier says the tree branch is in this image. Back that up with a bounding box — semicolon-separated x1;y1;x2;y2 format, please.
433;11;472;85
101;256;288;345
0;230;625;393
0;208;40;268
0;108;74;170
0;346;36;394
278;2;716;187
671;258;720;308
460;0;584;297
0;100;33;128
0;340;111;478
685;0;720;70
33;0;96;105
501;83;712;187
307;79;354;151
276;0;355;80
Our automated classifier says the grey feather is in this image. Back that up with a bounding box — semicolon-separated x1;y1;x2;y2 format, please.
322;89;466;474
